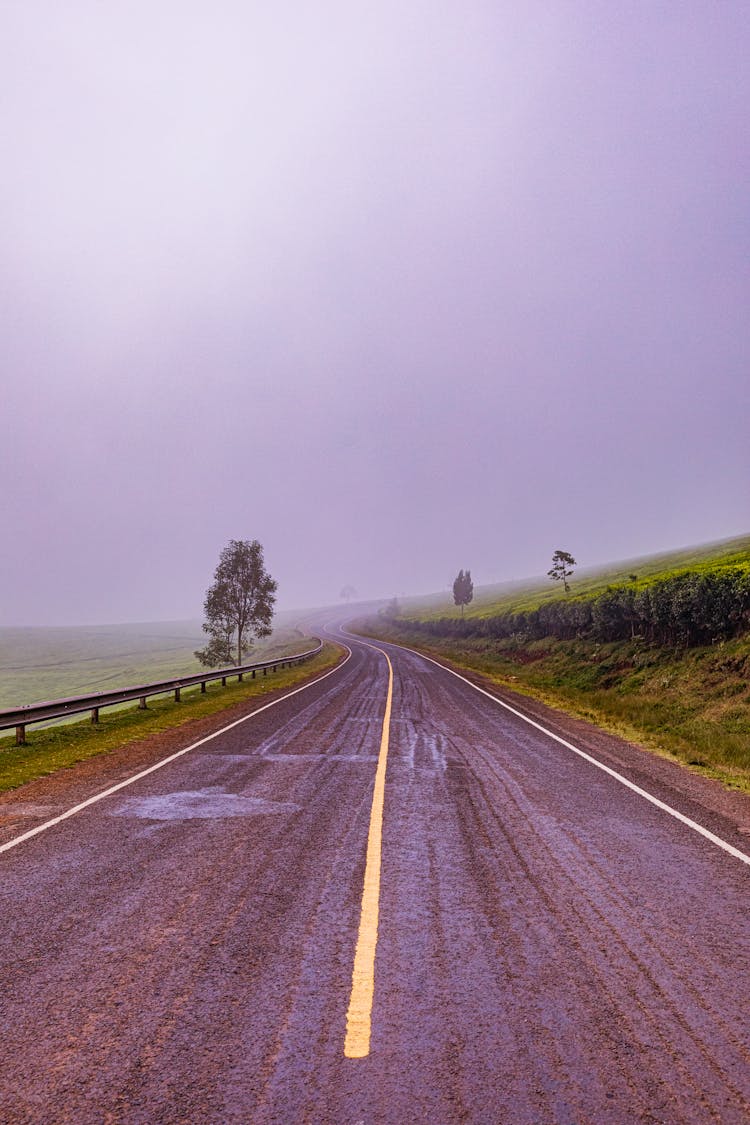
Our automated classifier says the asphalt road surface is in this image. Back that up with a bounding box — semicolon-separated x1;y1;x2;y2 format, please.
0;625;748;1124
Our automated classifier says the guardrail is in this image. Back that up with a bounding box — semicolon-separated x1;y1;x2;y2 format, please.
0;640;324;746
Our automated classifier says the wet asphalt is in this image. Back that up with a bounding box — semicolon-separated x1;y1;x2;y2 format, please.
0;627;748;1124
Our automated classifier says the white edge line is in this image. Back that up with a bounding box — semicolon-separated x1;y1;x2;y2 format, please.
343;629;750;869
0;645;353;857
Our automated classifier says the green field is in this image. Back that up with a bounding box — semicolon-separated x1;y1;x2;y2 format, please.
0;614;318;710
358;534;750;790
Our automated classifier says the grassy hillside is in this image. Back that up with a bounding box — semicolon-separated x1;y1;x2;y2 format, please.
407;533;750;621
360;534;750;790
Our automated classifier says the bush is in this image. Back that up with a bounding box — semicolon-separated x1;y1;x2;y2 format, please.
398;565;750;649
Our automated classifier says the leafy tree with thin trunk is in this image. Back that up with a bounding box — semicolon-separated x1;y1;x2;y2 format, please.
453;568;474;616
548;549;576;593
195;539;278;667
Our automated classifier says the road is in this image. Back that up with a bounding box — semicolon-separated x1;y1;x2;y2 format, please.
0;624;748;1123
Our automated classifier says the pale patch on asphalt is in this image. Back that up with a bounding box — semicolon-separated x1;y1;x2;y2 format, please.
196;753;262;763
0;804;61;819
400;725;448;773
112;787;300;820
262;752;379;763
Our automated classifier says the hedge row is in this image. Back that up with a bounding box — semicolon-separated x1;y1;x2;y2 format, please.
393;566;750;648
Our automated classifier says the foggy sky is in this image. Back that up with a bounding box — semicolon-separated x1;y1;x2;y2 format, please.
2;2;748;626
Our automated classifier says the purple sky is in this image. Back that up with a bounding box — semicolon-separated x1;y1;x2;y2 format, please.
1;2;748;626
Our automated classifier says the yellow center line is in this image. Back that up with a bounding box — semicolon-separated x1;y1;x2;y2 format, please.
344;646;394;1059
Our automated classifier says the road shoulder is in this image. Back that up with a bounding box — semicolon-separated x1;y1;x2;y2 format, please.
0;645;348;847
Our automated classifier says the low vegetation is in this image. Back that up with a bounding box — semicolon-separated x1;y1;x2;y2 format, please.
361;535;750;790
399;561;750;648
0;644;343;793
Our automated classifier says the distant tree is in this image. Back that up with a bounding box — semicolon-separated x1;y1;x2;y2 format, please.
381;596;400;619
452;569;474;616
629;573;638;583
195;539;277;667
340;584;357;603
547;549;576;593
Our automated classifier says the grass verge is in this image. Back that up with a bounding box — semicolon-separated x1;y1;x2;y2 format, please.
0;643;344;794
356;621;750;794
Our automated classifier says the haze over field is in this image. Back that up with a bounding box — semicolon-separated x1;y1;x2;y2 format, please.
2;2;748;625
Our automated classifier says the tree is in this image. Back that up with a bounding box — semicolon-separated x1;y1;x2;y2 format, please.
195;539;278;667
340;584;357;603
547;549;576;593
381;596;400;619
452;569;474;616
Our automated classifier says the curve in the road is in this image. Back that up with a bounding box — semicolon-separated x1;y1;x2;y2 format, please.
0;619;748;1123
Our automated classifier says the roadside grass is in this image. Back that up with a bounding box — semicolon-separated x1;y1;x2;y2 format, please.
0;644;343;794
356;620;750;793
